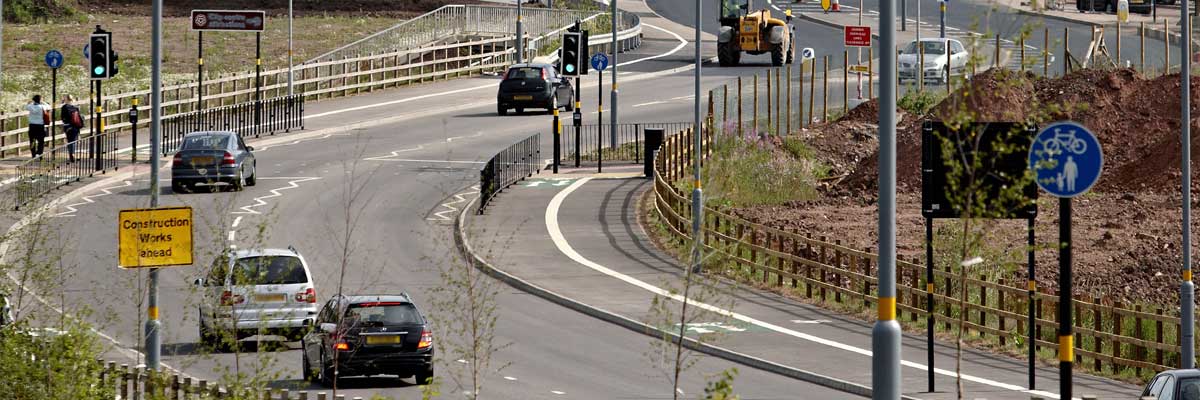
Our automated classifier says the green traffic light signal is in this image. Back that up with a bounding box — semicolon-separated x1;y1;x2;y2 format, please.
566;64;575;73
94;66;105;75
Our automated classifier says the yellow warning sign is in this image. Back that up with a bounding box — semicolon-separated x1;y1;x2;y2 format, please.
118;207;194;268
849;64;871;73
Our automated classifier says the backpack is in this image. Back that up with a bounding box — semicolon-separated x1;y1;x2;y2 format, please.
62;105;82;128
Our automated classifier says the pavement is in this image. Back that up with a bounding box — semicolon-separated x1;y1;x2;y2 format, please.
462;170;1145;399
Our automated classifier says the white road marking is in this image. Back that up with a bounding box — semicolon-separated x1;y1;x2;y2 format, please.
545;177;1073;400
447;132;484;142
503;376;518;381
231;216;243;228
632;100;669;108
551;390;566;395
227;231;236;242
369;159;486;165
232;177;321;215
307;84;496;119
362;145;424;162
792;319;831;324
429;186;481;222
51;180;133;217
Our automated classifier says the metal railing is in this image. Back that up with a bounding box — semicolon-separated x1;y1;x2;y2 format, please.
12;131;120;209
309;5;602;64
561;122;691;164
161;95;305;156
479;133;542;214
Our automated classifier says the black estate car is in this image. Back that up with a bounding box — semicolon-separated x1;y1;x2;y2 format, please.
496;63;573;115
1142;369;1200;400
302;294;434;386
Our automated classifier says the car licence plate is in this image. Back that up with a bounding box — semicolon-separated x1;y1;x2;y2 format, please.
366;335;401;345
254;293;286;303
190;156;214;165
513;95;533;101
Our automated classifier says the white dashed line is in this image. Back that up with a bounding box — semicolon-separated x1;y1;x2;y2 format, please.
551;390;566;395
227;231;236;242
503;376;518;381
231;216;243;228
367;159;486;165
429;186;481;222
232;177;321;215
51;180;133;217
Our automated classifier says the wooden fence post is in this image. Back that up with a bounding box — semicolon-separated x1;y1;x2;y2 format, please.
999;278;1007;347
1093;297;1102;371
1136;304;1145;376
979;274;988;338
1113;301;1124;375
737;76;743;136
753;73;759;135
833;239;843;303
1157;307;1165;367
818;236;828;302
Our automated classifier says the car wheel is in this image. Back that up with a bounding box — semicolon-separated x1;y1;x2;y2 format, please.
942;66;950;85
786;34;795;64
245;164;257;187
302;352;315;382
414;366;434;385
565;99;575;112
319;353;337;387
172;181;187;194
718;41;741;66
497;105;507;116
232;167;245;191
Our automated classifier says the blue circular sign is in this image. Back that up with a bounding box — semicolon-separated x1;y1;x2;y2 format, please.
1029;121;1104;198
590;53;609;71
45;50;63;69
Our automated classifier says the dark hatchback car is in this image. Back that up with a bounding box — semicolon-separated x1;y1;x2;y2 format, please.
302;294;434;386
496;63;573;115
1142;369;1200;400
171;131;257;192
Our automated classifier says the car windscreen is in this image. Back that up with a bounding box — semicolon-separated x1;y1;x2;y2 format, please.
181;135;230;151
345;302;423;326
230;256;307;285
505;67;543;80
903;41;946;55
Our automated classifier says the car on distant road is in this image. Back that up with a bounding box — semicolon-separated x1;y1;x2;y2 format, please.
898;38;969;85
1142;369;1200;400
302;293;435;386
195;247;318;347
171;131;257;193
496;63;574;115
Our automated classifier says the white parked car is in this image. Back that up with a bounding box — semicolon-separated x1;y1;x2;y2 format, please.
898;38;969;84
196;247;319;346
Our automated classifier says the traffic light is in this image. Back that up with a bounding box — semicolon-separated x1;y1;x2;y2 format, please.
89;28;113;80
579;30;590;75
561;32;581;77
111;51;120;77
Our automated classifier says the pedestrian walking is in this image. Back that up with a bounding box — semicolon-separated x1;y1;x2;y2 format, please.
25;95;51;158
60;95;83;163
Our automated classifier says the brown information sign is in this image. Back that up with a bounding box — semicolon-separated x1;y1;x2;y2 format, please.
191;10;266;32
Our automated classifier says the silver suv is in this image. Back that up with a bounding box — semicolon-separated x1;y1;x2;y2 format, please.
195;247;319;346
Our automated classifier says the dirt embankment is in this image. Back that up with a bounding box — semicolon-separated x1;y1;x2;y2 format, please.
734;68;1200;305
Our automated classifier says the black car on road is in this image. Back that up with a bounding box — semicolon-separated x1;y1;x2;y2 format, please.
302;294;434;386
171;131;257;192
496;63;573;115
1142;369;1200;400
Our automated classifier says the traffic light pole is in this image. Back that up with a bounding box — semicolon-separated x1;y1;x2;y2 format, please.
94;80;102;172
255;32;262;138
874;0;902;395
574;76;581;168
610;0;618;150
50;67;56;161
516;0;524;64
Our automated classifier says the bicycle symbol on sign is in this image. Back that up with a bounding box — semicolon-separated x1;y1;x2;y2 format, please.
1041;127;1088;156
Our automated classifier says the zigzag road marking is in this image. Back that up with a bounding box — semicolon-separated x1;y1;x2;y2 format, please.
363;145;424;162
52;180;134;218
232;177;321;215
428;185;480;222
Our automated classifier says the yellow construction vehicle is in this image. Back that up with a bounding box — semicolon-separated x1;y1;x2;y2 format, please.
717;0;794;67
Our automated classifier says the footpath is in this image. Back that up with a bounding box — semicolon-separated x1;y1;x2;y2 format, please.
460;166;1144;400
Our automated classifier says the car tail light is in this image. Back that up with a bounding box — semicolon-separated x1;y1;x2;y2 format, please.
295;288;316;303
540;68;547;80
220;290;244;306
417;329;433;349
334;341;351;351
172;153;182;167
221;152;236;165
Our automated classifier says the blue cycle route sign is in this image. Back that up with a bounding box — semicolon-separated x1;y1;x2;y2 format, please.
590;53;609;72
1028;121;1103;198
45;50;64;69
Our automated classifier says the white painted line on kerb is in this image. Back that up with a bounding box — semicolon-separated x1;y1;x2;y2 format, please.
545;177;1075;400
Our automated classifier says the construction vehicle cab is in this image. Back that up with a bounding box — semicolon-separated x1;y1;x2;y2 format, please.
718;0;794;66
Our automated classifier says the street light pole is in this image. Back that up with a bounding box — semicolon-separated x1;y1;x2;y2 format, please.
610;0;619;149
516;0;524;64
1182;0;1195;370
287;0;294;96
146;0;164;371
873;0;901;396
692;0;703;272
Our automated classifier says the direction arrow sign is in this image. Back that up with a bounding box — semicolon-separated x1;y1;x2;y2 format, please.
844;26;871;47
44;50;63;69
590;53;609;71
1029;121;1104;198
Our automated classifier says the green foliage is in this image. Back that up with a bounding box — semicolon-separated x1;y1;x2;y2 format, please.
703;368;740;400
897;90;945;116
686;132;824;207
0;325;115;400
4;0;79;24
